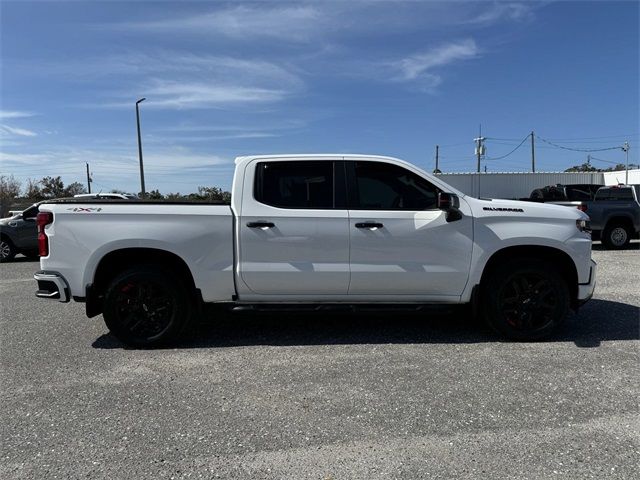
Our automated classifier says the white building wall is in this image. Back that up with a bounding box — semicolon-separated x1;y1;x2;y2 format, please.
436;172;605;199
602;169;640;186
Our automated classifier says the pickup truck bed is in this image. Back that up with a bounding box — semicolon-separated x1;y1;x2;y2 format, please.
37;199;235;303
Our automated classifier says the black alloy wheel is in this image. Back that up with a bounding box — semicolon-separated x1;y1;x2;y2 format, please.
498;272;559;332
483;259;570;340
103;266;192;347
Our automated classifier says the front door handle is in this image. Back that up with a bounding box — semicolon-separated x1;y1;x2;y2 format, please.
247;221;275;229
355;222;384;229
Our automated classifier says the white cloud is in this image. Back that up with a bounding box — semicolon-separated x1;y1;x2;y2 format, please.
104;81;289;110
0;124;37;137
463;2;535;26
68;52;302;87
0;110;35;119
117;5;321;41
394;39;480;82
62;52;304;110
0;147;230;172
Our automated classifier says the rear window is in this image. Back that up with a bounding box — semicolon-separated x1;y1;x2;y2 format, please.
595;187;634;201
254;161;335;209
565;187;591;201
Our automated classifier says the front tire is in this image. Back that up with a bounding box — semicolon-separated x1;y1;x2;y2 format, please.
602;222;631;250
0;238;16;262
482;259;570;341
103;266;193;347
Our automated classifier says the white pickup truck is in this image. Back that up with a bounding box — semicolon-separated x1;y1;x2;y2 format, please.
34;154;596;346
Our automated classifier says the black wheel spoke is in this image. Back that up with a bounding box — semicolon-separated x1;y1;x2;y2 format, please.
498;272;559;333
112;280;176;338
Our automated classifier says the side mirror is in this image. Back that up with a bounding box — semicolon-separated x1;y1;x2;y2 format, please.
437;192;462;222
437;192;459;210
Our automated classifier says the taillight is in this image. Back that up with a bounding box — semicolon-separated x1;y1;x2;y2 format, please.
36;212;54;257
577;204;588;212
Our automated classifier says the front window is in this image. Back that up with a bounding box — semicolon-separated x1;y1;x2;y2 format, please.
351;161;440;210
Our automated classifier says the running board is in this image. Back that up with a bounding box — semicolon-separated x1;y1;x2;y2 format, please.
230;304;456;314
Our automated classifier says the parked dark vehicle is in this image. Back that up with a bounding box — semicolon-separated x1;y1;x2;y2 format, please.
0;204;39;261
581;185;640;249
526;184;603;202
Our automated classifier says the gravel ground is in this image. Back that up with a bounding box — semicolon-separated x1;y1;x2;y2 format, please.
1;244;639;479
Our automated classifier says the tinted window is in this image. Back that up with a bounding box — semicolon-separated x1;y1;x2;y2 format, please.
565;186;593;201
595;187;634;201
254;161;334;209
22;205;39;219
351;161;439;210
611;188;634;200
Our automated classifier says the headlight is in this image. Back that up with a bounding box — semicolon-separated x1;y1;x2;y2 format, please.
576;219;591;233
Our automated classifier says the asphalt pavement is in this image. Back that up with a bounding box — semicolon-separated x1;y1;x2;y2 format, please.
1;245;639;479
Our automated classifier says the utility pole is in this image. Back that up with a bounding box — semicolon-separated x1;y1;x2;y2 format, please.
622;141;630;184
587;154;591;167
530;131;536;173
474;125;486;173
85;162;92;193
435;145;439;173
136;97;147;198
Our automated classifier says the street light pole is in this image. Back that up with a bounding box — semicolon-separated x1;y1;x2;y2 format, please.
136;98;146;198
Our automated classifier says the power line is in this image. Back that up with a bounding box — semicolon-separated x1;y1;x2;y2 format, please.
535;134;622;152
485;134;530;160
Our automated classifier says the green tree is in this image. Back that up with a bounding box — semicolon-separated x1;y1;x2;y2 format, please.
165;192;184;201
564;163;598;172
147;189;164;200
63;182;87;197
0;175;22;217
40;176;65;199
602;163;628;172
24;178;43;201
196;186;231;203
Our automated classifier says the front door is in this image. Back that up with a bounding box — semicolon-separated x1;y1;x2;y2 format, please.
238;159;350;296
347;160;473;297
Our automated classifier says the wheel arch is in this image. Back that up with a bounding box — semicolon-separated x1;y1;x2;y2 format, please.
604;215;634;231
479;245;579;306
87;247;198;318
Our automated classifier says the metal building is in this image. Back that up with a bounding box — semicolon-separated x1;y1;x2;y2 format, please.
436;172;605;199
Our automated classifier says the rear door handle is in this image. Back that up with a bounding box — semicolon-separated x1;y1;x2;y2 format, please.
247;221;275;229
355;222;384;229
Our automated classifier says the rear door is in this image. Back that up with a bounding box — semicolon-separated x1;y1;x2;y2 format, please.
347;160;473;297
238;159;350;295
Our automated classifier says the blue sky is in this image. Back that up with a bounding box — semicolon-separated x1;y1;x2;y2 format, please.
1;0;638;194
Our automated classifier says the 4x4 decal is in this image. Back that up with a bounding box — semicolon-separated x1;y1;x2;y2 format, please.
66;207;103;213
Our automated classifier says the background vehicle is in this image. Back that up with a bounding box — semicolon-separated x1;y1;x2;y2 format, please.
577;185;640;249
34;154;596;347
0;204;40;261
74;193;138;200
524;184;603;203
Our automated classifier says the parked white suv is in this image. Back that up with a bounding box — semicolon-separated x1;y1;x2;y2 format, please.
34;154;596;347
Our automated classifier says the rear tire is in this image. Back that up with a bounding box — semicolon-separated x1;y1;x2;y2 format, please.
103;266;194;348
482;259;570;341
0;238;16;262
602;222;631;250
